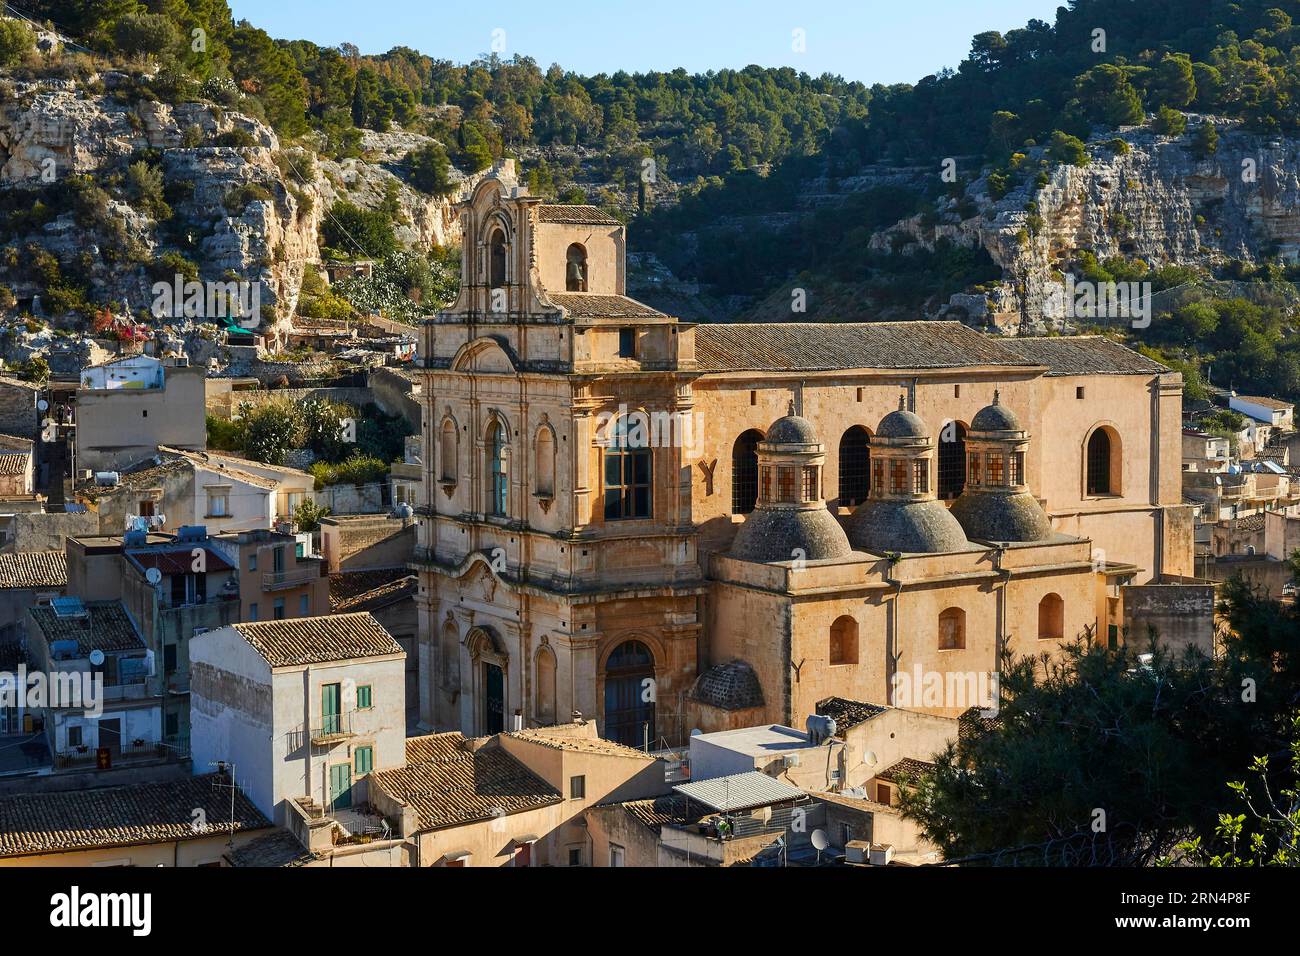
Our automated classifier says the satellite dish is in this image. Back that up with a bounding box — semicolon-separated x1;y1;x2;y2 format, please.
36;399;48;412
862;750;878;767
810;829;829;851
88;649;105;666
145;567;162;585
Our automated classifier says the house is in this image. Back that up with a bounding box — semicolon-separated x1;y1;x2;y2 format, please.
208;527;329;624
24;598;164;774
0;551;66;641
189;612;406;827
1229;393;1295;431
329;569;417;731
0;772;270;866
1181;429;1230;473
0;377;40;440
318;513;414;573
162;447;316;525
75;356;207;471
0;434;34;496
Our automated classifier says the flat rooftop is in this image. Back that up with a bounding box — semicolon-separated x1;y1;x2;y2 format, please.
690;724;814;758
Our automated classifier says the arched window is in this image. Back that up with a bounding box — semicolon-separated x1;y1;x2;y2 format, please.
534;426;555;498
839;426;871;507
603;416;652;520
829;616;858;665
536;646;557;725
487;420;508;516
731;429;763;514
1086;427;1117;496
603;640;656;747
565;243;588;292
440;619;461;690
439;418;458;483
938;607;966;650
1038;593;1064;640
937;422;966;499
489;228;507;288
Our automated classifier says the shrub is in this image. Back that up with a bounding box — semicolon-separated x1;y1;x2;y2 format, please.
408;142;457;196
0;20;34;68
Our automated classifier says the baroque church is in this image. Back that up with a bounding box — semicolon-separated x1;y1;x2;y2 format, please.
414;162;1195;748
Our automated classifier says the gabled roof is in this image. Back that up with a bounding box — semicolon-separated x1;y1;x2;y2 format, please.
536;204;621;225
618;794;712;834
405;731;475;765
875;758;935;784
506;727;658;760
228;612;402;668
816;697;888;733
369;740;561;832
0;773;268;858
997;336;1169;376
28;601;144;655
128;548;233;576
547;293;665;318
0;551;67;590
1233;394;1294;410
694;321;1036;373
0;451;29;475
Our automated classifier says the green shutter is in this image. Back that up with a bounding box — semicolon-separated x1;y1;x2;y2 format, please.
357;685;372;710
355;746;373;774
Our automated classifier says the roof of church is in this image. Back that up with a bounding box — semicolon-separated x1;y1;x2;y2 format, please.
970;393;1024;433
950;489;1055;543
691;660;766;711
848;498;976;555
998;336;1169;376
729;507;854;564
547;293;665;318
536;204;621;225
694;322;1034;373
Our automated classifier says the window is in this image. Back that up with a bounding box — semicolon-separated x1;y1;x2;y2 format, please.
535;427;555;498
142;409;148;418
273;597;285;620
165;713;179;737
889;460;906;495
206;490;229;518
299;594;309;616
68;726;82;748
759;466;771;502
604;417;652;520
566;243;588;291
829;616;858;665
489;228;507;288
487;421;508;516
801;466;818;502
273;547;284;573
1038;593;1064;640
872;459;884;494
987;453;1004;486
777;467;795;502
911;459;928;495
439;419;458;483
968;452;981;486
164;644;177;674
249;602;258;621
618;327;636;358
938;607;966;650
248;552;257;572
357;685;373;710
568;847;582;867
1009;451;1024;486
876;782;892;805
839;426;871;506
570;775;586;799
1076;386;1085;400
609;844;625;867
1087;428;1114;495
355;745;374;774
937;422;966;499
731;430;763;514
138;500;154;517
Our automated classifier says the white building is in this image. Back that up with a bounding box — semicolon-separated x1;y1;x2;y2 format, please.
1230;394;1295;431
189;612;406;825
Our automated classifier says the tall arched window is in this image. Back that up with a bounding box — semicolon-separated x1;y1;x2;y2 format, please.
487;420;508;516
603;640;656;747
839;426;871;507
535;646;557;725
731;429;763;514
534;426;555;498
1086;428;1115;496
1038;593;1064;640
489;228;507;288
440;619;461;690
603;416;652;520
565;243;588;292
937;422;966;500
829;616;858;665
938;607;966;650
439;418;458;483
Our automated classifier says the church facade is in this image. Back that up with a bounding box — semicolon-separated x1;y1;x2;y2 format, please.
414;163;1194;747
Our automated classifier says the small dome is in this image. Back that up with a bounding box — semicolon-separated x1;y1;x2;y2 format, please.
848;499;974;554
730;508;853;564
970;391;1023;433
764;401;819;445
691;660;765;711
950;490;1053;542
877;397;928;440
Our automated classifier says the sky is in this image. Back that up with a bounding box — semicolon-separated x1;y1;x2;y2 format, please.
227;0;1062;85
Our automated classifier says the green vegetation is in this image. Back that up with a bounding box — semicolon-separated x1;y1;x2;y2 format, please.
209;397;411;472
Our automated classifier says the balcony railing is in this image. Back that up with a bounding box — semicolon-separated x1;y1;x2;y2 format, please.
263;565;320;591
310;710;355;745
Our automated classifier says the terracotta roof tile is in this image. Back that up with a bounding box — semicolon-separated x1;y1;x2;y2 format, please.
876;758;935;784
0;452;29;475
230;612;402;667
0;773;268;857
998;336;1169;376
695;322;1034;372
547;293;665;318
507;727;657;760
619;795;711;833
536;204;621;225
405;732;476;765
329;567;414;610
28;601;144;655
816;697;888;733
0;551;67;589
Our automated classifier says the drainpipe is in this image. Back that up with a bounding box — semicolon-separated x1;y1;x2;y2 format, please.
992;544;1012;682
882;558;903;705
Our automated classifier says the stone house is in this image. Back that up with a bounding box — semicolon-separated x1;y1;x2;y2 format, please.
0;550;66;641
75;356;207;472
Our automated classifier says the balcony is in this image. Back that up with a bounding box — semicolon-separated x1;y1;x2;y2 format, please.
262;564;322;591
309;710;355;745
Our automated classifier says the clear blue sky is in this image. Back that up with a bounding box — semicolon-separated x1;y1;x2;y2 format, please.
228;0;1062;85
